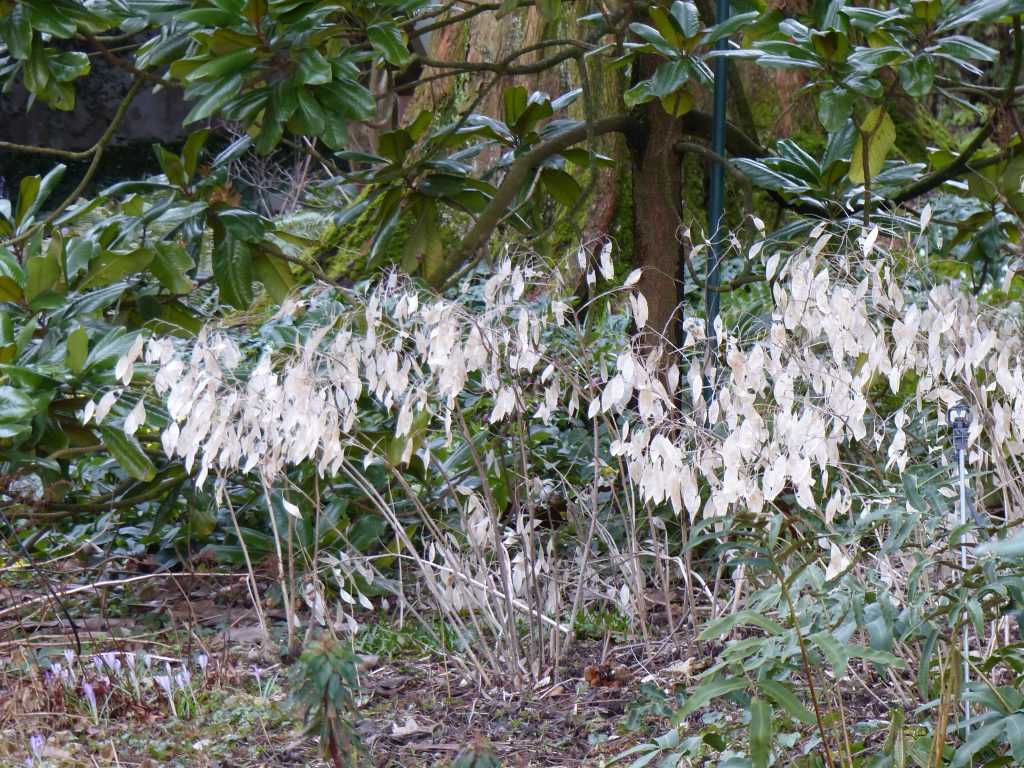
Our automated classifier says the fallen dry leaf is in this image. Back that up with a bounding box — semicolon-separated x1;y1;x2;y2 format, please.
583;663;632;688
391;716;435;738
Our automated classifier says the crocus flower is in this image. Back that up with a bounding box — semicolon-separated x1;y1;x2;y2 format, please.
83;681;98;719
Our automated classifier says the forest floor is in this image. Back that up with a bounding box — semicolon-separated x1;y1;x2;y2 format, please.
0;562;878;766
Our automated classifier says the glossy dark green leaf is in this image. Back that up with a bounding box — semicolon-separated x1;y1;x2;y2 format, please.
817;87;854;133
670;1;702;39
252;250;294;302
25;250;61;303
367;23;411;67
182;129;210;178
66;326;88;375
540;167;582;207
296;49;332;85
503;86;529;128
0;277;22;303
79;248;154;290
151;242;195;294
296;88;326;135
629;23;678;57
183;73;244;124
49;51;90;82
899;56;935;98
213;234;254;308
703;11;759;44
178;8;239;25
155;145;187;187
0;5;33;60
99;426;157;482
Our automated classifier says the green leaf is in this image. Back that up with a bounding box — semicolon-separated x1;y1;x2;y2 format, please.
540;168;582;206
65;237;97;280
848;106;895;184
24;42;51;95
317;78;374;121
155;145;187;187
932;35;999;63
649;7;685;49
217;208;270;242
978;529;1024;559
367;23;411;67
817;88;855;133
677;677;746;718
15;176;41;229
759;679;815;725
151;242;195;294
182;129;210;178
899;56;934;98
660;90;694;117
733;158;810;193
213;234;254;309
0;276;23;303
1006;714;1024;763
951;719;1004;767
513;97;554;136
629;23;678;57
670;1;702;39
703;11;758;45
377;129;413;164
847;45;907;73
66;326;88;375
186;49;257;83
809;631;849;678
810;30;851;62
699;610;786;639
503;86;529;128
183;73;244;124
296;49;332;85
49;52;91;83
749;699;771;768
25;252;61;303
99;426;157;482
79;248;154;290
0;5;33;60
252;250;294;302
0;385;37;437
178;8;239;25
649;59;691;97
295;88;326;135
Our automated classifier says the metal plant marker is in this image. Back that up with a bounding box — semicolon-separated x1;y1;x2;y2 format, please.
948;402;971;737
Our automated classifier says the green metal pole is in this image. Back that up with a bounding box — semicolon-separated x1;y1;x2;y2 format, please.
703;0;729;405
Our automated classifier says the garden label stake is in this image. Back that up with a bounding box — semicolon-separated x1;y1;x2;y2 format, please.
948;402;971;738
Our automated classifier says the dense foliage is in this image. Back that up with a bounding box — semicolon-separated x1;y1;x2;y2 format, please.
5;0;1024;765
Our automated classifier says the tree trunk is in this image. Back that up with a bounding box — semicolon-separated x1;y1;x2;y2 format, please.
630;60;686;350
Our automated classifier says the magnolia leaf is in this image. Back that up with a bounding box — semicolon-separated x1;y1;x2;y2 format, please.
66;326;88;375
99;426;157;482
848;106;895;184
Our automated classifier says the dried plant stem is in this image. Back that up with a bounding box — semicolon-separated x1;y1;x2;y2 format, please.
223;489;271;645
777;567;836;768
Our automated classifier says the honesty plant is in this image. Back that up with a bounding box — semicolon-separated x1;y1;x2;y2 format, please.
84;221;1024;662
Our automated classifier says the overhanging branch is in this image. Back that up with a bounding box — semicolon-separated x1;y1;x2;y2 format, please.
440;115;641;285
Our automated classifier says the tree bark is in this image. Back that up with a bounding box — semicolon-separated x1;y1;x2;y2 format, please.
629;60;686;350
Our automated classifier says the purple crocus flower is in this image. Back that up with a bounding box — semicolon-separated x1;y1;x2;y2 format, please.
83;681;98;718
